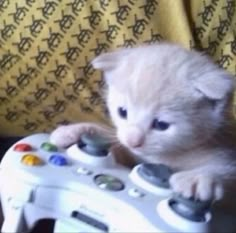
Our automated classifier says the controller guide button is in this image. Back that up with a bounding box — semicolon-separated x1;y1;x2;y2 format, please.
49;155;68;166
21;154;44;166
41;142;58;152
76;166;92;175
14;143;33;152
128;188;145;198
94;174;125;191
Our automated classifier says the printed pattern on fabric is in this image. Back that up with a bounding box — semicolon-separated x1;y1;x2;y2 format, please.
0;0;235;135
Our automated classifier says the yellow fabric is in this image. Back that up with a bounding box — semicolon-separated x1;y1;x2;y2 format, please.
0;0;235;136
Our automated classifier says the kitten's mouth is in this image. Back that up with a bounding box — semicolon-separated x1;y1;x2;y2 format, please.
119;139;151;157
127;146;161;158
127;147;144;156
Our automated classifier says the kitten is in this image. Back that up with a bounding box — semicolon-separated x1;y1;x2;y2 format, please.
50;43;236;205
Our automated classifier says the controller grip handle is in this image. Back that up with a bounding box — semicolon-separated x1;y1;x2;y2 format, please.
1;200;26;233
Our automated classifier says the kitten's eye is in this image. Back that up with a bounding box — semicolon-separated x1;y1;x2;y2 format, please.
152;119;169;130
118;107;127;119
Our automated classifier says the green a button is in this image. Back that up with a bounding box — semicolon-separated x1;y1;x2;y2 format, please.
41;142;58;152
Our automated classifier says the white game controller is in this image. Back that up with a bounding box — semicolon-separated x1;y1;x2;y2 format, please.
0;133;235;233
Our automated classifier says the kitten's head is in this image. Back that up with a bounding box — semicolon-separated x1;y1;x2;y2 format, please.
92;43;234;157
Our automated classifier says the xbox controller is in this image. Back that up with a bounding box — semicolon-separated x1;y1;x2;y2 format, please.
0;133;234;233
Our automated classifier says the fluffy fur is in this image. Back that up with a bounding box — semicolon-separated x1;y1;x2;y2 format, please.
50;43;236;205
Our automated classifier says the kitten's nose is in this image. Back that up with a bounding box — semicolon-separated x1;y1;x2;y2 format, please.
126;126;145;148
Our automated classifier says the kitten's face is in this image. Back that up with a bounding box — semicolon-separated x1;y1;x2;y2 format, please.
92;44;234;158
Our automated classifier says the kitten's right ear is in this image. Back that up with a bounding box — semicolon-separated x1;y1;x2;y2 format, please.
91;49;129;71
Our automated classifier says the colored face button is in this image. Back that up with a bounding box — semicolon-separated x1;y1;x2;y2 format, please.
94;174;124;191
21;154;44;166
41;142;58;152
49;155;68;166
14;143;32;152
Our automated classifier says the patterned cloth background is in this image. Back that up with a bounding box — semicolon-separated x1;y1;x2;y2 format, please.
0;0;235;136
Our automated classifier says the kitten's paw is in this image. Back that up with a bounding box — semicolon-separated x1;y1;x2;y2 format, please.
50;123;108;148
169;171;224;201
50;125;82;148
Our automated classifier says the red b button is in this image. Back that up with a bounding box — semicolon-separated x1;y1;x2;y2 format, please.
14;143;32;152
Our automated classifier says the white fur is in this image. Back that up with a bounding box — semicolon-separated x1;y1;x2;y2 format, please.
51;43;236;203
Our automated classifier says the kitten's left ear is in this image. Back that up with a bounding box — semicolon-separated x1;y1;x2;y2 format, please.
193;72;235;100
91;49;129;71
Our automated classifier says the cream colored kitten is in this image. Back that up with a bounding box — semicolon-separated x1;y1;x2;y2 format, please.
50;43;236;205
